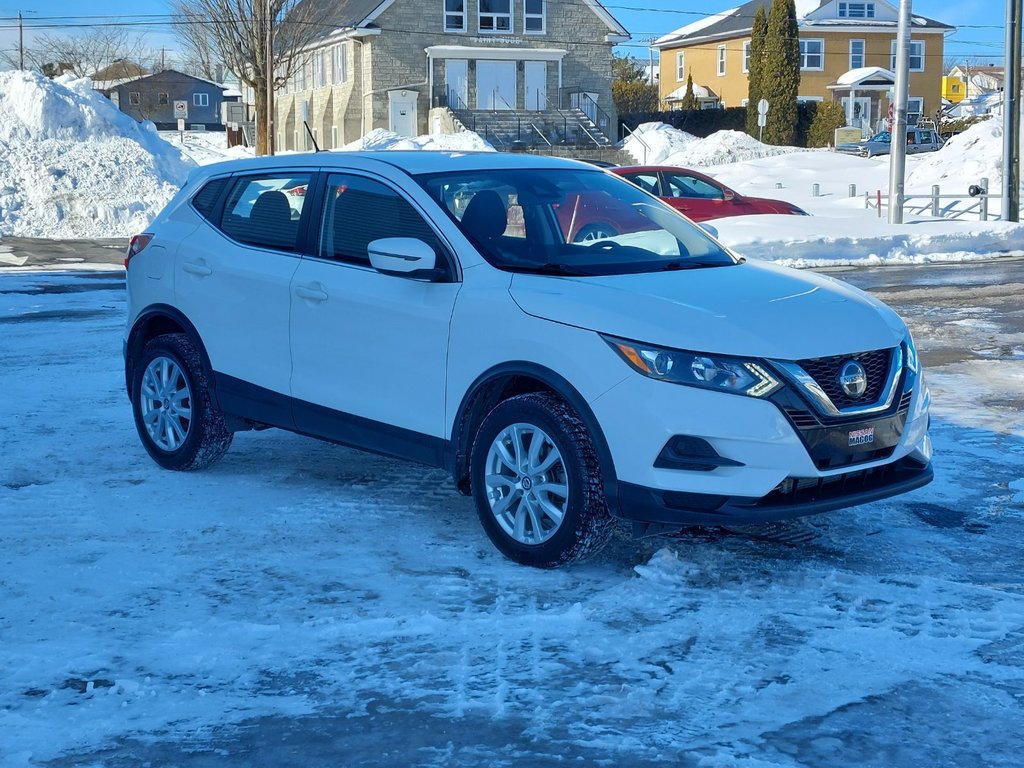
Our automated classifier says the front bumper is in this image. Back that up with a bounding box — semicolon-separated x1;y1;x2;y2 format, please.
589;360;932;526
617;456;933;526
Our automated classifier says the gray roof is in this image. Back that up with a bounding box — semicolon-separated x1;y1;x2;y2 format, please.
655;0;954;49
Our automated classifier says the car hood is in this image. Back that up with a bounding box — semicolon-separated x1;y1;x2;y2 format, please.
509;259;906;361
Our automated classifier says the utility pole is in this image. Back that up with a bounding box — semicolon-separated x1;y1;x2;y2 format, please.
1003;0;1022;221
18;11;23;70
265;0;275;156
888;0;911;224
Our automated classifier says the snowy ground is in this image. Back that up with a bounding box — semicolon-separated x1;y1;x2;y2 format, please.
624;122;1024;268
0;264;1022;767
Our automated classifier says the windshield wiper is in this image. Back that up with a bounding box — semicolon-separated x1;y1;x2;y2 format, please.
659;260;732;271
511;262;588;276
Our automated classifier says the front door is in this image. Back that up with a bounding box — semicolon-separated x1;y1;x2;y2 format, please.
445;59;469;109
388;90;418;137
289;172;461;456
841;96;872;134
524;61;546;111
476;60;516;110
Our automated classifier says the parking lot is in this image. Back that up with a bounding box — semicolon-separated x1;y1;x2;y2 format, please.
1;248;1022;767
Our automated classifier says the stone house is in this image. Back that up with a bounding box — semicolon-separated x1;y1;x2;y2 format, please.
275;0;629;150
101;69;230;130
654;0;954;133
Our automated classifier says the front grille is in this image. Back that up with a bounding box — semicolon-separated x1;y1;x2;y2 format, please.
784;407;819;429
798;348;893;409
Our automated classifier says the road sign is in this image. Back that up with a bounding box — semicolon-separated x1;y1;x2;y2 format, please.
173;100;189;119
757;113;767;128
757;98;769;116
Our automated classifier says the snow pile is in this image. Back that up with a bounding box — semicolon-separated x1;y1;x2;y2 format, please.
340;127;494;153
623;122;798;167
907;118;1007;192
0;70;194;239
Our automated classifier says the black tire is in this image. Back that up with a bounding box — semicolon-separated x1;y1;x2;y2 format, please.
573;223;618;243
132;333;232;471
470;392;615;567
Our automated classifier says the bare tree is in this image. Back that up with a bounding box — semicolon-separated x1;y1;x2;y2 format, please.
24;28;153;79
169;0;335;154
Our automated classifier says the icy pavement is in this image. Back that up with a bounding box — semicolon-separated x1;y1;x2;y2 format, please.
0;269;1022;767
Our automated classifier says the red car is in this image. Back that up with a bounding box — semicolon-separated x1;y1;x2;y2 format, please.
612;165;807;223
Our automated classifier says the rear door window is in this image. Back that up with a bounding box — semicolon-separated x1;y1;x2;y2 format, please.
218;174;312;252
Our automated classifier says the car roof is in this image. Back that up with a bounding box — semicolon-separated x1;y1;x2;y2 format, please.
189;150;602;180
613;165;721;183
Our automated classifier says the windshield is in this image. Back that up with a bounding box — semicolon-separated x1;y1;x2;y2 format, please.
870;131;892;143
416;168;738;276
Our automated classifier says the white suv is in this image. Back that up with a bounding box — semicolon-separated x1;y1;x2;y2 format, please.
124;152;932;567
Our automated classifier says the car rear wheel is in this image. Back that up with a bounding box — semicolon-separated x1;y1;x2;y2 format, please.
132;333;232;471
471;392;615;567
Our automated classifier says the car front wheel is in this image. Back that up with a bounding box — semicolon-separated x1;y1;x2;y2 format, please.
471;392;615;567
132;333;232;471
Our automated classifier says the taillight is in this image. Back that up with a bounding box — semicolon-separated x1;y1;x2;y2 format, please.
125;233;154;269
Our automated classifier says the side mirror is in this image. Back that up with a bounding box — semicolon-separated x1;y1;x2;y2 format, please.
722;189;735;201
368;237;439;279
699;222;720;239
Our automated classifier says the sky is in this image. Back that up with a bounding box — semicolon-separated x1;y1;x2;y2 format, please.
0;0;1009;68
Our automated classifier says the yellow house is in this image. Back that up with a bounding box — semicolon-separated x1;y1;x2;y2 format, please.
654;0;954;132
942;75;966;103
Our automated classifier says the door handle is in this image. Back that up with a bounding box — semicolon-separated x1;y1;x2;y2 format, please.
295;283;329;303
182;260;212;277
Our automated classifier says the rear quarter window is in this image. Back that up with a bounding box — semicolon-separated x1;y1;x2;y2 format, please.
191;177;229;220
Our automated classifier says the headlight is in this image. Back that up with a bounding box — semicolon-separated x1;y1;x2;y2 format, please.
905;331;920;374
603;335;781;397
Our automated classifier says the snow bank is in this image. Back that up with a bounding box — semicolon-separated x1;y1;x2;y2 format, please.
623;121;799;167
340;127;494;153
907;118;1008;193
0;70;194;239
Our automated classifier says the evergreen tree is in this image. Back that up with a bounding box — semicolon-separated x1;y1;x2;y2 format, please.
760;0;800;145
680;71;699;110
746;5;768;137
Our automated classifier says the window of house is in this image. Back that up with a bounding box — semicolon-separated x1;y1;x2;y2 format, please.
333;44;348;83
800;39;824;70
312;52;325;89
742;40;751;73
479;0;512;32
158;92;169;105
838;2;875;18
319;174;448;277
524;0;544;33
444;0;466;31
193;92;209;107
331;125;339;148
676;52;685;81
128;91;141;105
717;45;726;76
295;62;307;91
907;96;924;120
850;39;865;69
219;174;312;252
891;40;925;72
952;83;960;93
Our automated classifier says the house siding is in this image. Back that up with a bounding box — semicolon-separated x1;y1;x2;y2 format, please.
660;30;946;117
107;71;226;129
275;0;620;144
